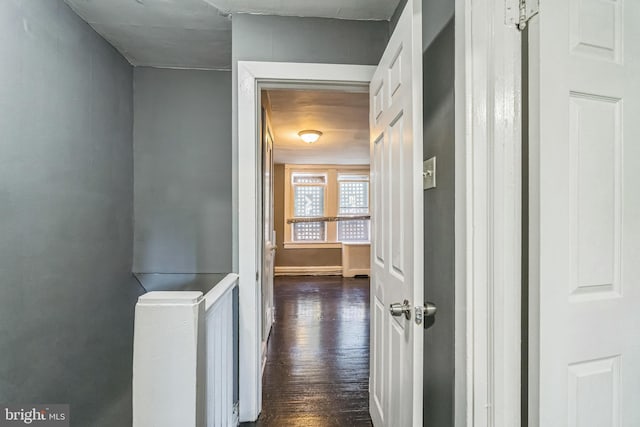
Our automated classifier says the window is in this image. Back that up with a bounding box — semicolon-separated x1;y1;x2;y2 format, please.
291;173;326;242
284;165;370;247
337;174;370;242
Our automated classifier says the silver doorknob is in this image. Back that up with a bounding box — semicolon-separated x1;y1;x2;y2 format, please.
415;302;437;325
389;299;411;320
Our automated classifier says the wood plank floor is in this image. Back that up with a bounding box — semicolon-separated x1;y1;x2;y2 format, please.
241;275;372;427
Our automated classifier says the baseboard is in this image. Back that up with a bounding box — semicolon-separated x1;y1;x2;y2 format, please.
274;266;343;276
342;268;370;278
261;341;267;377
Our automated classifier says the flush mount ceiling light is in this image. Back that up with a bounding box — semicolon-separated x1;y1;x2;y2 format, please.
298;130;323;144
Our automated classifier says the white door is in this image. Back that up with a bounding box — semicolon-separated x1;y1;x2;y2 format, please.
261;108;275;365
369;1;423;426
530;0;640;425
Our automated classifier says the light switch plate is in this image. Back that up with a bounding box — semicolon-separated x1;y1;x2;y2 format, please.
423;157;436;190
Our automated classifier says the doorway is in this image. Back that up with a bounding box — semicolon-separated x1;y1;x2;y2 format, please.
236;61;376;422
238;3;426;422
255;87;373;424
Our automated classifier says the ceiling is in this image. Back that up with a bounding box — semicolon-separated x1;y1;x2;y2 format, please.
206;0;400;21
64;0;400;70
65;0;232;70
265;89;370;165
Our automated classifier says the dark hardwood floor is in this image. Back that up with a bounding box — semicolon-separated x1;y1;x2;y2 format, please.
242;275;372;427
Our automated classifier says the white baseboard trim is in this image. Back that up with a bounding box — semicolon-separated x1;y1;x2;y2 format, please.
261;340;267;377
274;266;343;276
342;268;370;278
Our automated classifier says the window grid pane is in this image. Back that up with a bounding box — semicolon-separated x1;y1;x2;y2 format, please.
338;181;369;215
294;186;324;217
293;222;326;241
338;219;370;242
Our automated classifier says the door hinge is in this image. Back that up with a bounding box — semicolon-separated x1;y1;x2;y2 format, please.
506;0;539;31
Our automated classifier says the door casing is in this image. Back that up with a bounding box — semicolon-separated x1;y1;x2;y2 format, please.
237;61;376;421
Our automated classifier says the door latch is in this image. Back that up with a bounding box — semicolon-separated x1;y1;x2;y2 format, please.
415;302;437;325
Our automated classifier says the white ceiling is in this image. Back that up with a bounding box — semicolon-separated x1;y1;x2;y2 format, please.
265;89;370;165
65;0;400;70
206;0;400;21
65;0;232;70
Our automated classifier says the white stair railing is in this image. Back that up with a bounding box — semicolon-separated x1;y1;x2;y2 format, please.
204;274;238;427
132;273;239;427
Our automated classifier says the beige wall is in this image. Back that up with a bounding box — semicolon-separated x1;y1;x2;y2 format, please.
273;164;342;267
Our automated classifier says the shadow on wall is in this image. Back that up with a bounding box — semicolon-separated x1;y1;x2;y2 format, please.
422;15;456;427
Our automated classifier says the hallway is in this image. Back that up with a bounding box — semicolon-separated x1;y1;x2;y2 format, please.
243;276;372;427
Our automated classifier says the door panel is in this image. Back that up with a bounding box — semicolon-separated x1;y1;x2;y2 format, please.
369;1;423;426
530;0;640;424
261;108;275;364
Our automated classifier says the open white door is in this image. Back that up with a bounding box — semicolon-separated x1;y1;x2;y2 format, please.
261;108;275;368
530;0;640;425
369;1;423;426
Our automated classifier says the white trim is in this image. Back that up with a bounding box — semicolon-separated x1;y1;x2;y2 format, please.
237;61;375;422
274;266;343;276
283;242;342;249
455;0;470;426
203;273;239;312
463;0;523;426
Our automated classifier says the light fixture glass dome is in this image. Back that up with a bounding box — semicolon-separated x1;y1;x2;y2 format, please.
298;130;323;144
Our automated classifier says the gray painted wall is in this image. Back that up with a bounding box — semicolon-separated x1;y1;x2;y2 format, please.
391;0;453;49
422;11;456;427
422;0;455;50
231;14;389;270
0;1;140;426
133;68;232;273
232;14;389;65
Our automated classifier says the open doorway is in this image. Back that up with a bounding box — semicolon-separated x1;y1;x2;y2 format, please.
264;89;371;277
255;87;373;425
237;6;426;419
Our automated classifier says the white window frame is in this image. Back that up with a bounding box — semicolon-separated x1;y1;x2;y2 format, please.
336;172;371;242
283;164;370;249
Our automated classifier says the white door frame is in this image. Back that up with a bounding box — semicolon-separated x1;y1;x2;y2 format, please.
236;0;524;421
237;61;376;421
458;0;523;425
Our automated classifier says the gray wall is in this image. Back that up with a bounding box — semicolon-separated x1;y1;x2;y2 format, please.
421;6;456;427
422;0;455;51
231;14;389;270
0;1;140;426
232;14;389;65
392;0;454;49
133;68;232;273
